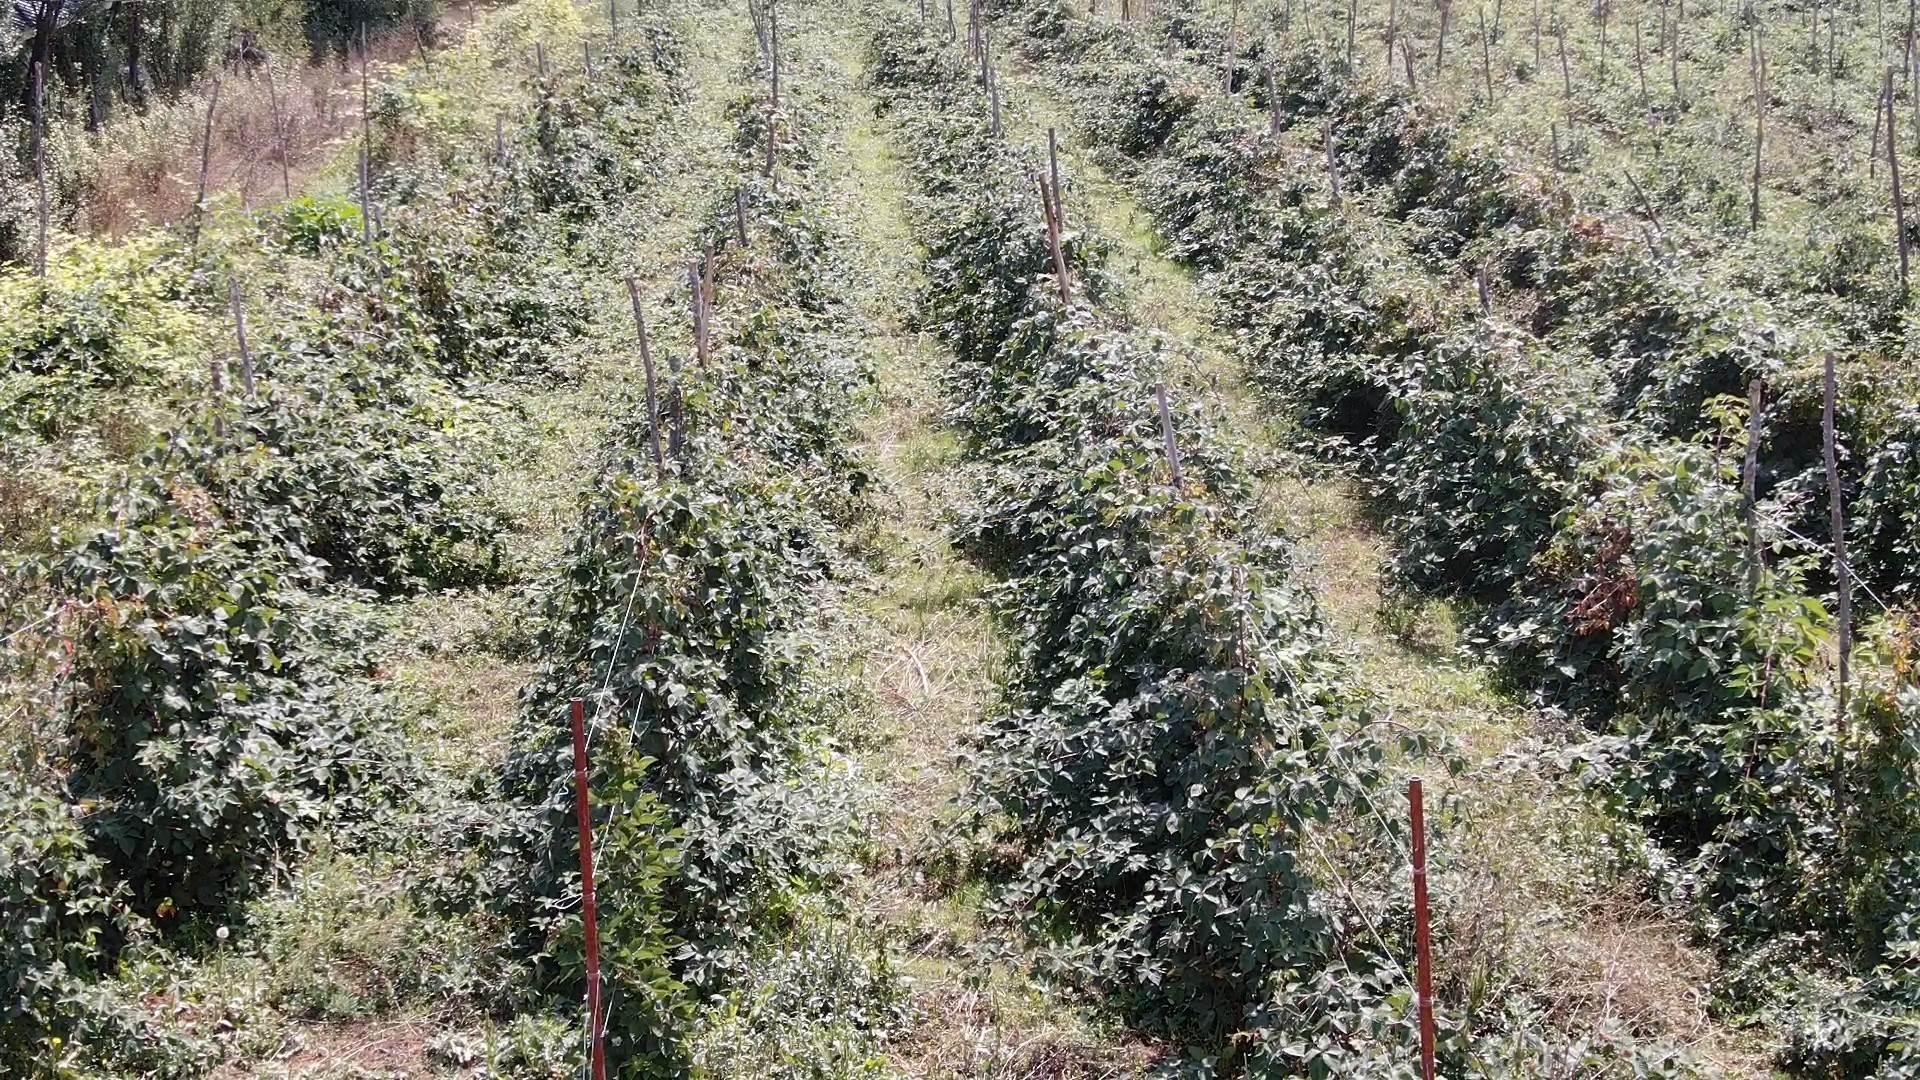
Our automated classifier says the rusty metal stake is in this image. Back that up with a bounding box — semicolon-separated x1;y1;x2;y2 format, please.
1411;777;1436;1080
570;698;607;1080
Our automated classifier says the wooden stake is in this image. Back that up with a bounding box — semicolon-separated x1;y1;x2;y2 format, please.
1751;28;1766;232
1633;15;1648;105
1389;0;1401;61
265;62;291;199
1047;128;1066;228
194;76;223;242
689;261;709;367
1411;778;1437;1080
1155;383;1183;488
360;24;372;153
985;29;1002;137
496;115;507;161
1671;0;1683;99
1268;59;1283;134
1876;77;1888;182
569;699;608;1080
1226;0;1241;90
1404;38;1420;88
1438;0;1452;71
537;40;548;76
1822;355;1851;764
209;353;226;436
1479;6;1494;103
358;145;373;243
1624;168;1666;244
1742;377;1764;592
1532;0;1542;69
229;278;255;396
1558;16;1572;95
1888;66;1911;296
1597;0;1609;79
770;0;780;109
32;59;49;278
1325;125;1342;201
627;277;664;469
735;187;750;247
1039;174;1072;305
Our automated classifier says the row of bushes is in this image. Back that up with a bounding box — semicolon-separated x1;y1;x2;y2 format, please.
491;32;902;1075
0;18;690;1077
867;15;1728;1077
995;3;1920;1073
1012;0;1920;606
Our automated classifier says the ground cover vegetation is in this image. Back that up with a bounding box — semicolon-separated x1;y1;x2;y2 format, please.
979;0;1920;1072
6;0;1920;1073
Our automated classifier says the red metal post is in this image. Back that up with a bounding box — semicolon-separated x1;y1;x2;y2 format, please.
1410;777;1436;1080
571;698;607;1080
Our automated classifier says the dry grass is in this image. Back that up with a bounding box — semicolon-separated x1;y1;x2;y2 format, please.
62;9;488;240
224;1018;441;1079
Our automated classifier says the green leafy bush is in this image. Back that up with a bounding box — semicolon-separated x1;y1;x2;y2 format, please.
37;454;416;915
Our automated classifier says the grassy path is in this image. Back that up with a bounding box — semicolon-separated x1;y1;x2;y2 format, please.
997;58;1773;1079
798;13;1156;1076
